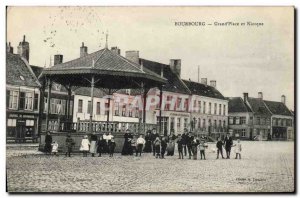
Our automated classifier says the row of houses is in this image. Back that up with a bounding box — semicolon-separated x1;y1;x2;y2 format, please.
6;35;294;142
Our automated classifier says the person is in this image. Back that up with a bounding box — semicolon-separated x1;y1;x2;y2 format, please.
51;141;59;156
161;136;167;159
233;139;242;159
153;137;161;159
90;132;98;157
181;129;189;156
121;129;132;155
65;134;75;157
216;137;225;159
44;131;52;155
108;137;116;157
103;132;114;154
97;136;106;157
151;128;159;156
143;131;152;153
191;137;200;160
166;131;176;156
80;135;90;157
177;134;184;159
186;132;194;159
199;139;208;160
224;133;233;159
131;135;137;155
136;134;145;156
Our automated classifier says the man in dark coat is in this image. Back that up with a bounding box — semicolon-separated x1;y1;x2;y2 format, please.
186;132;194;159
181;128;189;156
224;133;233;159
44;131;52;155
151;128;159;156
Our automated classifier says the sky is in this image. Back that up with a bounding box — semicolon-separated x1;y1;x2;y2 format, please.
6;6;294;110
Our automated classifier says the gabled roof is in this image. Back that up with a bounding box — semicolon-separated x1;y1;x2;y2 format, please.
263;100;293;116
140;58;191;95
247;97;272;116
6;53;40;88
227;97;252;113
40;48;166;89
183;80;226;100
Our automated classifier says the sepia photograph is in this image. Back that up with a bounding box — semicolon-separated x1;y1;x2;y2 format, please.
5;6;295;193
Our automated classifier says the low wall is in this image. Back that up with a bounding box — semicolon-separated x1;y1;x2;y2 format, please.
39;132;132;153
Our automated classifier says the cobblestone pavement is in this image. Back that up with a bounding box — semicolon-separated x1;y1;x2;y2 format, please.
6;141;294;193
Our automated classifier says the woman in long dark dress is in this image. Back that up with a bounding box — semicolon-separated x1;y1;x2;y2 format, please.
44;131;52;155
143;131;152;153
121;129;132;155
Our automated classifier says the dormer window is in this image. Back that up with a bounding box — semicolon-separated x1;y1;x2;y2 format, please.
19;75;25;81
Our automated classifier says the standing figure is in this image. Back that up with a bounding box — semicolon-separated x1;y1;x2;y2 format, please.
89;132;98;157
131;135;137;155
143;131;152;153
233;139;242;159
51;141;59;156
166;131;176;156
121;129;132;155
151;128;159;156
191;137;200;160
65;134;75;157
216;137;225;159
181;129;189;156
97;136;106;157
224;133;233;159
136;134;145;156
177;134;184;159
102;132;110;154
199;139;208;160
187;132;194;159
108;137;116;157
44;131;52;155
161;137;167;159
80;135;90;157
153;137;161;158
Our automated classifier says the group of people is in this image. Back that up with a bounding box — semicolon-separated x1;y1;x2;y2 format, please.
44;128;242;160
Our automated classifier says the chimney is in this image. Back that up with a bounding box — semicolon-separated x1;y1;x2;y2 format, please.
281;95;286;105
17;35;29;62
210;80;216;88
111;46;121;55
125;50;139;65
201;78;207;85
170;59;181;77
243;93;249;102
6;42;13;53
80;42;88;57
258;92;263;99
54;54;63;65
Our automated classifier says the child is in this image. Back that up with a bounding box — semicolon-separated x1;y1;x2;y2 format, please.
131;135;137;156
51;141;58;156
199;139;208;160
154;137;161;159
191;138;200;160
160;137;167;159
97;136;106;157
136;134;145;156
233;139;242;159
177;135;184;159
80;135;90;157
108;137;116;157
216;137;225;159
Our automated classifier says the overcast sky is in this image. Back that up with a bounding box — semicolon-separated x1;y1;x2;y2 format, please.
6;6;294;110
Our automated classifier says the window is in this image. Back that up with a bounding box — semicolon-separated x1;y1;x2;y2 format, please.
241;117;246;124
135;107;139;118
165;95;171;110
214;103;217;114
19;92;25;110
198;101;201;113
223;120;226;127
219;104;222;115
8;90;19;109
193;100;197;112
34;93;39;110
122;105;126;116
177;118;181;131
203;102;206;114
272;118;276;126
208;102;211;114
128;105;133;117
219;120;222;127
184;98;189;112
214;120;217;128
280;119;284;126
223;104;226;115
114;102;119;116
184;118;188;128
170;117;175;131
87;101;92;114
203;119;206;128
26;120;34;126
177;98;182;111
7;119;17;127
198;118;201;128
282;119;286;127
235;117;240;125
96;102;101;115
50;99;55;114
60;100;66;115
229;117;234;125
78;99;83;113
241;129;246;137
